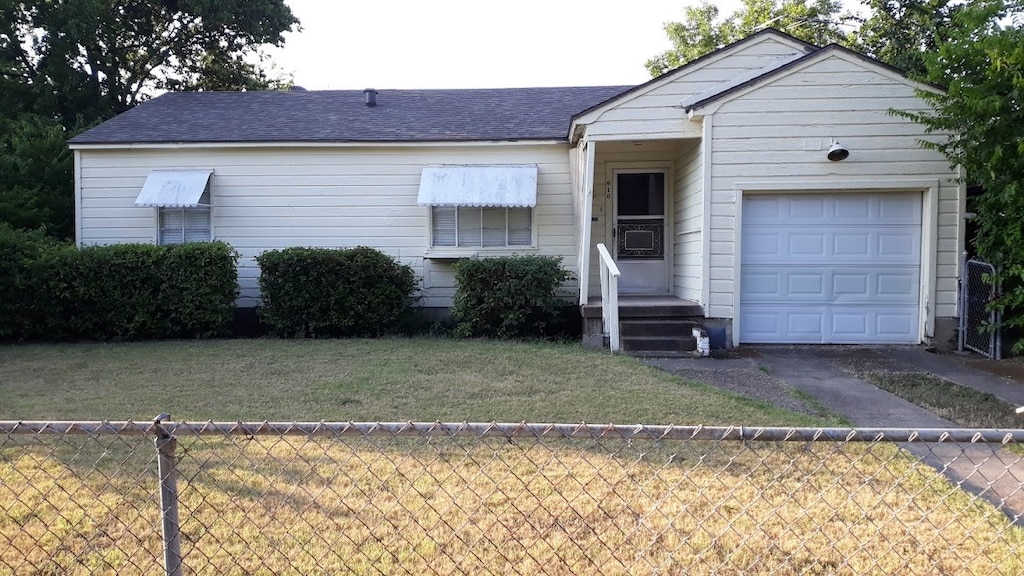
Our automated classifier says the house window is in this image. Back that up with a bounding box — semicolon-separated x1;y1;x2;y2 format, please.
431;206;532;247
417;164;538;249
134;169;214;245
159;188;211;245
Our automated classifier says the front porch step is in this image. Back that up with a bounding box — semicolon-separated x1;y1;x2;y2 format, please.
620;319;697;338
621;335;698;355
581;296;704;356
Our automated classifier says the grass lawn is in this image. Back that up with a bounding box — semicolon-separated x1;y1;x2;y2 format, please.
3;339;1023;574
863;372;1021;429
0;338;823;426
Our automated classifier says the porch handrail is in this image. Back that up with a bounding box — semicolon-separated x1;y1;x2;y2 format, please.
596;243;621;353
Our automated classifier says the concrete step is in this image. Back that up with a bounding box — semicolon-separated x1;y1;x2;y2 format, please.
580;299;703;319
621;335;698;355
620;319;697;338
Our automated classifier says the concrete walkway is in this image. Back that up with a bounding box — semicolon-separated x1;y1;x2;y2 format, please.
646;346;1024;526
753;346;1024;526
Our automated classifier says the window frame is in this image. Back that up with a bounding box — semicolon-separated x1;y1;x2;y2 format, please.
152;176;214;246
428;205;535;250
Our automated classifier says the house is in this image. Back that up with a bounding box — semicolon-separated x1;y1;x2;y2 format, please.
69;29;963;350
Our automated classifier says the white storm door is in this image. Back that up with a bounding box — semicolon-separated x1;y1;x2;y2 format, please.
740;193;921;344
614;171;669;294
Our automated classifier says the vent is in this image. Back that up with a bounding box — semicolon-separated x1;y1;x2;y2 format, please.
364;88;378;107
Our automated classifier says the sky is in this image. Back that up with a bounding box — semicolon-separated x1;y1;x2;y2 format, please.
267;0;746;90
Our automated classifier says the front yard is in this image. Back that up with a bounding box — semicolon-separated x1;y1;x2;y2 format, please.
0;338;817;425
2;339;1023;574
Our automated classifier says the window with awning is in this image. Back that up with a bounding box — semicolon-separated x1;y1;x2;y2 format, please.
135;170;213;245
418;165;537;248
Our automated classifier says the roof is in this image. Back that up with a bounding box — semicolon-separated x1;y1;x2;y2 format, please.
683;44;942;113
68;86;632;145
569;28;817;125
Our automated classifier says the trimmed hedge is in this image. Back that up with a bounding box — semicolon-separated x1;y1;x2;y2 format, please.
256;246;418;337
0;225;239;341
452;255;574;339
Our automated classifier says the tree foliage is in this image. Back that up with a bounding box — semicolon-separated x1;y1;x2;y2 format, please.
646;0;970;78
854;0;967;78
0;0;298;237
646;0;852;76
892;0;1024;346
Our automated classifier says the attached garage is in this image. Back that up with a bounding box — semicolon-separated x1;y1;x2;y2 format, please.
740;192;922;344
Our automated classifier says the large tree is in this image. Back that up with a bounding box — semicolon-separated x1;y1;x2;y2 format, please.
894;0;1024;346
646;0;853;76
0;0;298;238
854;0;967;78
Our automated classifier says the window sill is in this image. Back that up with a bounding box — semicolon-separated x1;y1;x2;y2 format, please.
424;247;539;260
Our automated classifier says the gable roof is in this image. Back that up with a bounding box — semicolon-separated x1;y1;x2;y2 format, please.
569;28;818;129
683;43;942;114
68;86;632;145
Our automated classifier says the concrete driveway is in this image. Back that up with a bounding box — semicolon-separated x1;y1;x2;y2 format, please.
644;345;1024;526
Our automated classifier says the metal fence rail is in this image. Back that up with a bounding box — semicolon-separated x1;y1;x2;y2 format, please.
960;258;1002;359
3;420;1024;575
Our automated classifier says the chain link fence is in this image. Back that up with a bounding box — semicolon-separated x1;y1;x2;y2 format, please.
3;420;1024;575
960;258;1002;359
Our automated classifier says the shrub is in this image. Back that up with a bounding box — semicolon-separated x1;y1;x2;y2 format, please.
0;224;71;339
256;246;418;337
452;255;574;339
0;229;239;341
159;242;240;338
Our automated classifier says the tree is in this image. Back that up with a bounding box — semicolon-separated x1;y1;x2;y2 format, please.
1;0;298;126
854;0;966;78
0;0;298;237
646;0;853;76
891;0;1024;347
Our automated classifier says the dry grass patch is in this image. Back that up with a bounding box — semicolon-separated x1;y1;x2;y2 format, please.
865;372;1021;429
0;339;822;426
3;434;1023;575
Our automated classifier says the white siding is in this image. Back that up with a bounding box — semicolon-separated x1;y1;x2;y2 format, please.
673;139;703;302
580;36;807;140
78;144;575;308
705;52;962;327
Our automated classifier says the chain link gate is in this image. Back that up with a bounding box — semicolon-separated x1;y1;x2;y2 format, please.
3;420;1024;575
960;258;1002;359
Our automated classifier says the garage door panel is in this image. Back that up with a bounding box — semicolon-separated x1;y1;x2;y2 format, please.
742;266;919;304
745;305;919;344
740;192;921;344
749;194;922;226
742;227;920;264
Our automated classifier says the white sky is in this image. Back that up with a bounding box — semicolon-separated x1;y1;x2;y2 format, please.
268;0;746;90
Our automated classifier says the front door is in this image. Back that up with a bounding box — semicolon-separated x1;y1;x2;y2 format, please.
614;170;668;294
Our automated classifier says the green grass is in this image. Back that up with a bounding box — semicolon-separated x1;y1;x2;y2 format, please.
865;372;1022;429
0;338;822;425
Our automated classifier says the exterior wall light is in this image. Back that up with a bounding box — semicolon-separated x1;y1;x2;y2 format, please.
827;141;849;161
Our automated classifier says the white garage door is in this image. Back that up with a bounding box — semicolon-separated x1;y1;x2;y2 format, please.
740;193;921;344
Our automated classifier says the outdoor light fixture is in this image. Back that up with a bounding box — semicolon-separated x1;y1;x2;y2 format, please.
827;140;849;161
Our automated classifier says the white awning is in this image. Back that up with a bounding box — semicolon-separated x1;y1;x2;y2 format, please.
135;170;213;207
417;165;538;207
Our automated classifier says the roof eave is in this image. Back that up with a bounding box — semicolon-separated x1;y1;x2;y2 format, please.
68;138;571;150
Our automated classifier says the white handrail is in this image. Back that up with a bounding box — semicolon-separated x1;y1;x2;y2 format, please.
596;243;621;353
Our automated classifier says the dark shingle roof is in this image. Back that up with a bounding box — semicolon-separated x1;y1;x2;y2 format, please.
69;86;632;145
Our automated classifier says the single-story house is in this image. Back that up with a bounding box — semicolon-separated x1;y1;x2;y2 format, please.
69;29;964;351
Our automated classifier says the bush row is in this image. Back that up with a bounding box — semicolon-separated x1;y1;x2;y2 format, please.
2;225;576;341
0;225;238;341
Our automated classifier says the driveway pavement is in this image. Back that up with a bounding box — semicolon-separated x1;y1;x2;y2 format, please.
643;345;1024;526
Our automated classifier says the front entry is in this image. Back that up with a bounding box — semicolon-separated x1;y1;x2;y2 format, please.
614;170;669;294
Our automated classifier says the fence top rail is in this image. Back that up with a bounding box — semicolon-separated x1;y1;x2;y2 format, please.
2;421;1024;444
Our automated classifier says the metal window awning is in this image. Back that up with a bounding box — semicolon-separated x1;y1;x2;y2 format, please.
135;170;213;207
417;165;537;207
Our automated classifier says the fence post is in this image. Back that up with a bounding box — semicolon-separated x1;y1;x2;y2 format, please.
154;414;182;576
